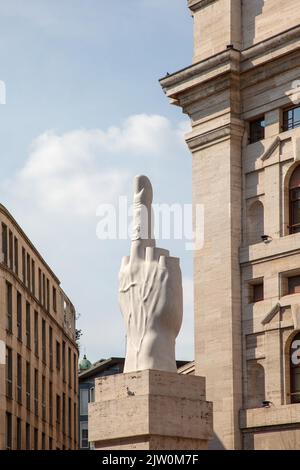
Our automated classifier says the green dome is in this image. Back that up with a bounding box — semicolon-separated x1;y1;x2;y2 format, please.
79;354;92;371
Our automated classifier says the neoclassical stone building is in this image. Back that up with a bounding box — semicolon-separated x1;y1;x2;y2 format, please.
161;0;300;450
0;204;78;450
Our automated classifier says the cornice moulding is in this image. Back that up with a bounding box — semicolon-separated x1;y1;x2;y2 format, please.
188;0;217;12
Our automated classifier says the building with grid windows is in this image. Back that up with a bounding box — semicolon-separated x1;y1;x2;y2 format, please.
0;203;78;450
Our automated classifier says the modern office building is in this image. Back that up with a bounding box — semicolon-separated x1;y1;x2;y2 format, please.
0;203;79;450
161;0;300;450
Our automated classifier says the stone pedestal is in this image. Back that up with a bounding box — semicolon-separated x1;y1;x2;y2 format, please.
88;369;213;450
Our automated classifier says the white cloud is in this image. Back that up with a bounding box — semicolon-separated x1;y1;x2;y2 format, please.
5;114;188;217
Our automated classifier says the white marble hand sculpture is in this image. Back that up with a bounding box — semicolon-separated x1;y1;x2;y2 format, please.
119;175;183;373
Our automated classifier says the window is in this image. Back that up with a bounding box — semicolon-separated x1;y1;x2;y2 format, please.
249;116;265;144
26;302;31;348
90;387;95;403
68;397;72;438
62;393;66;434
38;268;42;302
16;418;21;450
42;319;46;363
49;326;53;370
32;259;35;296
42;433;46;450
26;362;31;411
74;353;77;392
46;278;50;311
17;354;22;403
34;428;38;450
288;275;300;294
68;347;71;387
6;412;12;450
289;166;300;234
283;105;300;131
6;347;12;399
17;292;22;341
53;287;57;313
49;437;53;450
6;282;12;333
80;422;89;449
62;341;66;382
2;223;8;265
73;403;77;445
56;341;61;370
290;332;300;404
9;230;13;270
22;247;26;283
249;280;264;303
27;253;31;290
34;311;39;356
26;423;30;450
80;389;89;416
49;381;53;425
14;237;18;275
56;394;61;425
42;273;46;307
42;376;46;421
34;369;38;416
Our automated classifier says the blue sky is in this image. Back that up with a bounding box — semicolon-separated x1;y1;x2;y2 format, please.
0;0;194;362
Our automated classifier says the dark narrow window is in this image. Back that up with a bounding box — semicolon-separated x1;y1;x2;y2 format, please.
6;282;12;333
49;381;53;425
73;353;77;392
53;287;57;313
6;347;12;399
291;332;300;404
6;412;12;450
17;292;22;341
283;105;300;131
249;116;265;144
49;437;53;450
49;326;53;370
27;253;31;290
62;341;66;382
42;376;46;421
31;259;35;296
251;282;264;303
68;397;72;439
289;166;300;234
9;230;13;270
42;319;46;363
46;278;50;311
73;403;77;446
38;268;42;302
56;394;61;426
17;354;22;403
42;433;46;450
16;418;21;450
34;311;39;356
26;361;31;410
2;223;8;265
22;247;26;283
26;302;31;348
34;369;38;416
62;393;66;434
56;341;61;370
68;347;71;388
26;423;30;450
43;273;46;307
34;428;38;450
14;237;18;275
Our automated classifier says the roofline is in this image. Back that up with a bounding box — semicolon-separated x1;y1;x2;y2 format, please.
0;203;61;285
79;357;125;379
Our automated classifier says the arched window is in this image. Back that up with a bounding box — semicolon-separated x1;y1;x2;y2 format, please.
289;166;300;234
290;332;300;404
247;200;264;245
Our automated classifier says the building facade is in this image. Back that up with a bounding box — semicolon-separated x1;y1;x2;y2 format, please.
161;0;300;450
78;357;125;449
0;204;78;450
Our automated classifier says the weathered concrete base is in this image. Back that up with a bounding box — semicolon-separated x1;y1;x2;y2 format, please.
89;370;213;450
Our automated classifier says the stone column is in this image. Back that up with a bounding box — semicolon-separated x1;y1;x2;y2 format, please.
89;370;213;450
